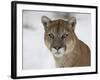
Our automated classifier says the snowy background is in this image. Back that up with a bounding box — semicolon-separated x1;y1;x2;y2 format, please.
22;10;91;70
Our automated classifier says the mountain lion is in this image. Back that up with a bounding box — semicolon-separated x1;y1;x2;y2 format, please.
41;16;91;67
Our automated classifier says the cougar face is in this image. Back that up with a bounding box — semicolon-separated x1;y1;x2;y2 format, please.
41;16;77;58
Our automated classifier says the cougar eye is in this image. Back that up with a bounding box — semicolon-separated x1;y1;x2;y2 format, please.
61;33;68;39
48;33;54;39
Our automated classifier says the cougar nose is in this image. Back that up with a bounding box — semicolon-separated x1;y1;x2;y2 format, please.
54;46;61;50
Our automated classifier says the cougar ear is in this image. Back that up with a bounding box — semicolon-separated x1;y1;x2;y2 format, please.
68;17;76;31
41;16;51;30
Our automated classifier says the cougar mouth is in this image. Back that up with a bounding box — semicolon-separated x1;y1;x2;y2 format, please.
51;47;65;57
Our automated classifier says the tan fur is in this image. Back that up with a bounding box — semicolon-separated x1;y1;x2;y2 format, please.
41;16;91;67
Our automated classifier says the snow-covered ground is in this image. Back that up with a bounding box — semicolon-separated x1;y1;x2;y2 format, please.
22;11;91;70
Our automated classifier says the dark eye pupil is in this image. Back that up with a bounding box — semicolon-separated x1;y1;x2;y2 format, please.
48;33;54;39
62;34;68;39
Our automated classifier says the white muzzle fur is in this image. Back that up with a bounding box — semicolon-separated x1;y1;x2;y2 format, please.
51;48;65;58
